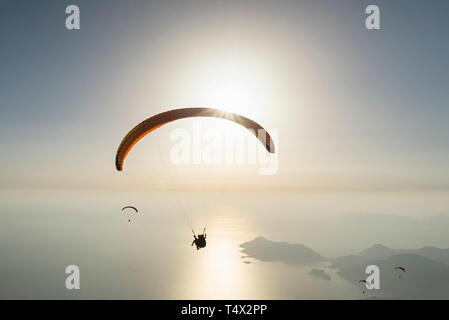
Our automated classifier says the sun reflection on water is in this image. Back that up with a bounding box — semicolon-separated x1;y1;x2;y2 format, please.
174;211;267;299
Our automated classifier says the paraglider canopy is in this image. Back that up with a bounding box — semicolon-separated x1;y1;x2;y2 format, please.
115;107;276;171
122;206;138;222
394;266;406;279
358;279;370;286
358;279;370;294
122;206;138;213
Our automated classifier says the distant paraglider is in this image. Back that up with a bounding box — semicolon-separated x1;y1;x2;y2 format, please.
122;206;138;222
358;280;370;294
394;266;406;279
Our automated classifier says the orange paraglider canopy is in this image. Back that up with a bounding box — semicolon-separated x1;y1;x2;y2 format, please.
115;107;276;171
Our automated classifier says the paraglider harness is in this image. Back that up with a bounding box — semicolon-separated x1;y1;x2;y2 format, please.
191;228;207;250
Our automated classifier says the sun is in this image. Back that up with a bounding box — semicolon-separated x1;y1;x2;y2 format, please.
204;80;255;115
188;54;270;118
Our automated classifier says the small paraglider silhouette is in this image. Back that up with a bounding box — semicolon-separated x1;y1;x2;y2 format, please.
394;266;406;279
191;228;207;250
358;279;370;294
122;206;138;222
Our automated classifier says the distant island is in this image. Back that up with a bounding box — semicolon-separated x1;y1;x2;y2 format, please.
239;236;449;299
332;245;449;299
239;236;326;264
309;268;331;281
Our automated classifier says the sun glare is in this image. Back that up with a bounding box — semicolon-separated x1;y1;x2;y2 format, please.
205;81;255;115
176;212;264;299
189;55;271;118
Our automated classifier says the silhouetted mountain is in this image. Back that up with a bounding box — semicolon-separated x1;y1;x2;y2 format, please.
309;268;331;281
359;244;449;265
330;255;368;270
302;213;449;257
420;214;449;225
240;236;326;264
414;247;449;265
359;244;397;260
333;251;449;299
240;234;449;298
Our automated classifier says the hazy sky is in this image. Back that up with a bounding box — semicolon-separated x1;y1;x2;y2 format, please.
1;0;448;189
2;1;449;300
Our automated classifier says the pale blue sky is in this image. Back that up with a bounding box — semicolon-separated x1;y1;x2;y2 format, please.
0;0;448;189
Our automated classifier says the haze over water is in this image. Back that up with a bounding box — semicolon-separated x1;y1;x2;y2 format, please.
2;188;448;299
